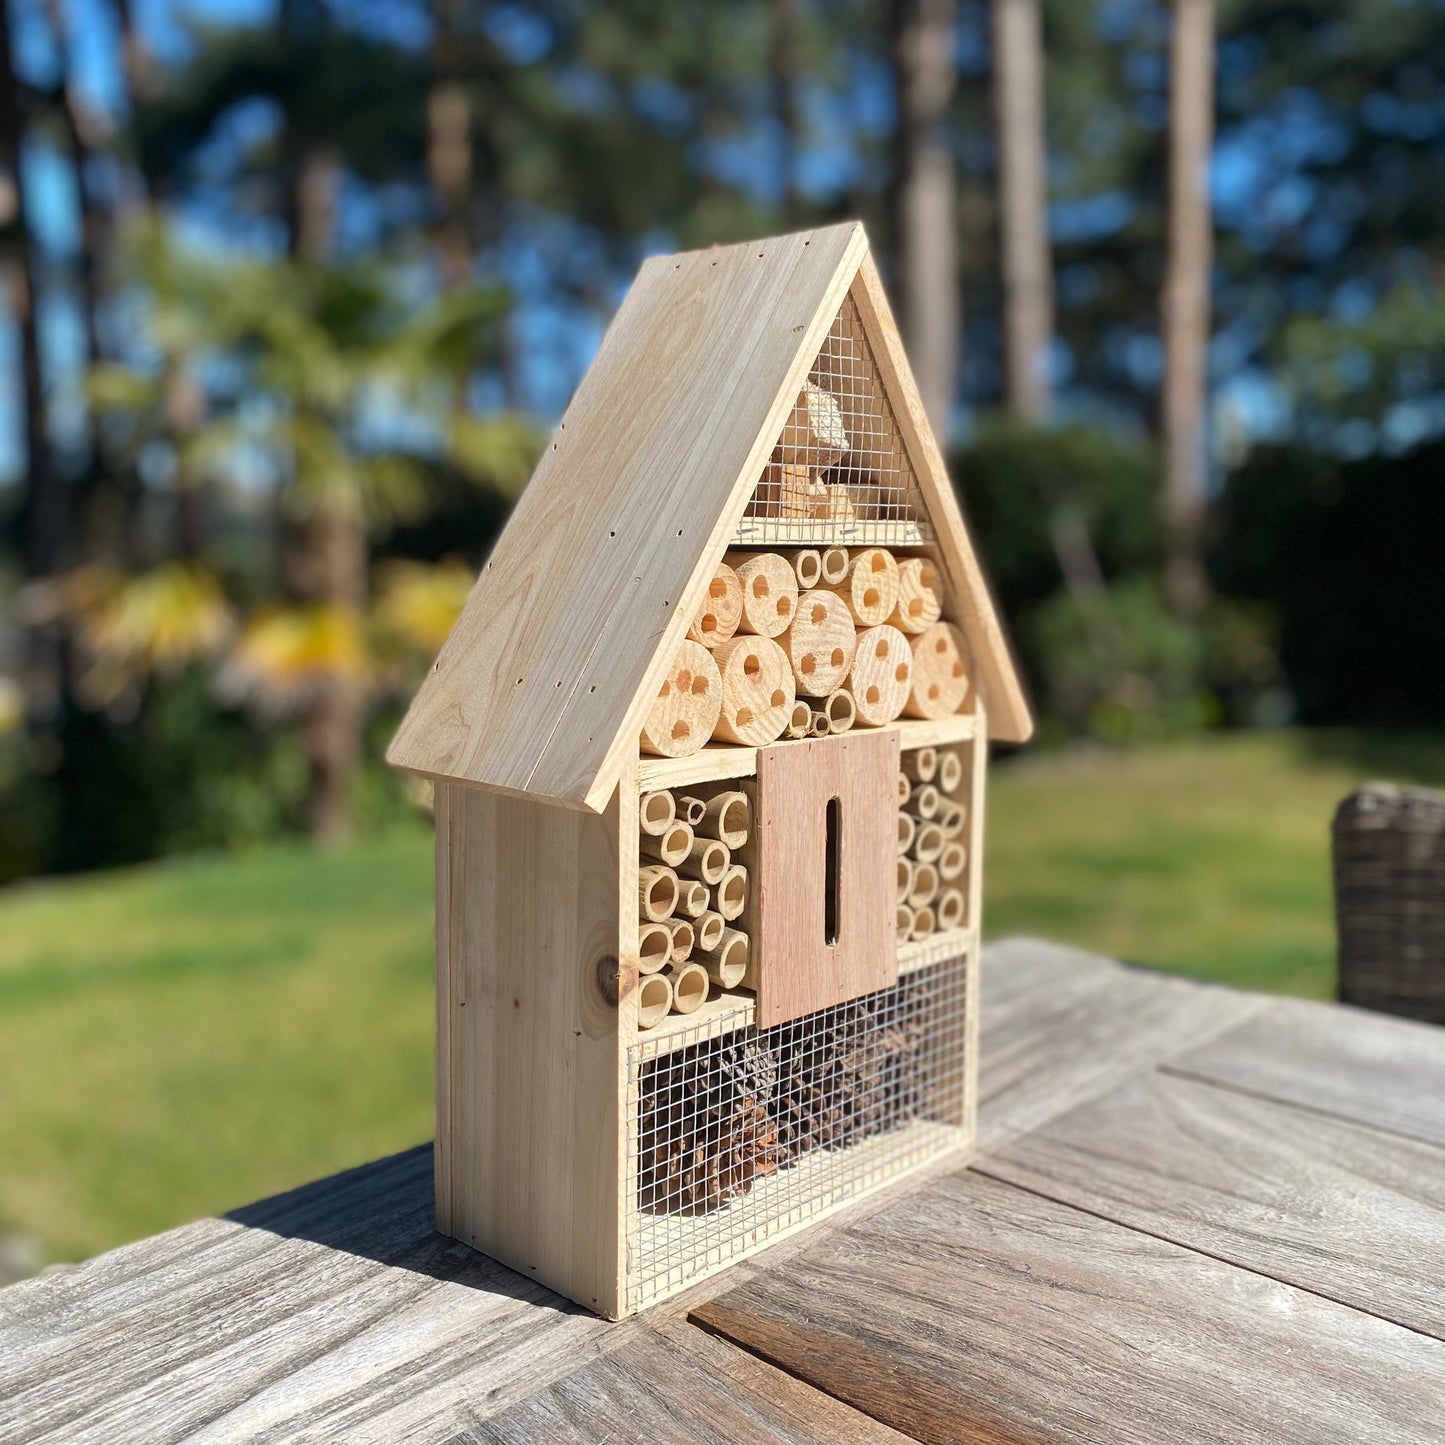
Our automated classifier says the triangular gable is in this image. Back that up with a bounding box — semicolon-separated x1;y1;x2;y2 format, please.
388;224;1031;813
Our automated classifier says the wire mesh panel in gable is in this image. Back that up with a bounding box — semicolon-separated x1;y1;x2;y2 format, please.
737;293;937;548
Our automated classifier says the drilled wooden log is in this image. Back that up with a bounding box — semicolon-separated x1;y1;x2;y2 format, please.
911;821;946;865
640;820;693;868
668;917;696;963
639;640;722;757
698;790;750;849
820;546;850;586
788;548;822;589
731;552;799;639
700;927;749;990
687;563;743;650
783;590;856;698
896;903;915;944
679;836;730;885
786;699;813;738
912;783;941;821
715;863;747;921
694;909;726;954
777;381;850;469
888;557;943;635
902;746;938;783
665;960;710;1015
908;860;939;909
639;788;677;837
937;887;966;931
896;856;914;904
711;635;795;746
637;973;673;1030
937;749;964;794
823;687;856;734
675;794;707;826
909;905;936;941
638;865;679;922
638;922;673;975
938;840;967;882
826;547;900;627
905;621;972;719
846;624;911;725
897;811;916;856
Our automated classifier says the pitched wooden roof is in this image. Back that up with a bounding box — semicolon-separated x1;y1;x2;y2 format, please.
388;223;1030;811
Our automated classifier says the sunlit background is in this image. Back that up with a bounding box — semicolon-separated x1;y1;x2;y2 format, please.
2;0;1443;1281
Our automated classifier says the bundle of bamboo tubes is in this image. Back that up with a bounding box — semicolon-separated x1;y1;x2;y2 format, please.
636;784;754;1028
896;745;968;941
638;546;974;758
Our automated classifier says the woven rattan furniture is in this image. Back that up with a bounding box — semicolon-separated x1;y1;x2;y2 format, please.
1333;782;1445;1025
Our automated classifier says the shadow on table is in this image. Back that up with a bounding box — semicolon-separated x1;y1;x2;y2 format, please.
225;1143;583;1317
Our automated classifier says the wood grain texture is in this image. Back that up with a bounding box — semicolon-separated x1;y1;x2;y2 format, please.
464;1319;910;1445
849;258;1032;744
388;224;866;810
983;1069;1445;1340
436;784;626;1316
693;1170;1445;1445
752;730;900;1026
1169;996;1445;1147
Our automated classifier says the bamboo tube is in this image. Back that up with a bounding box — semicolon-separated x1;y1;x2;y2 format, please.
896;903;915;945
937;888;966;931
640;820;693;868
698;927;749;990
846;624;911;726
679;836;729;885
809;709;829;736
938;840;967;882
675;794;707;826
912;783;942;820
731;551;799;639
904;621;972;719
823;687;856;734
788;548;823;590
715;863;747;921
939;800;968;838
665;960;710;1015
826;547;900;627
896;856;914;904
638;865;679;922
710;635;795;745
638;922;673;975
698;790;750;849
908;860;939;909
820;546;850;586
637;973;673;1030
784;589;856;697
911;821;946;865
887;557;943;635
687;563;743;650
902;746;938;783
786;699;812;738
909;905;936;942
639;640;722;757
897;772;911;807
677;878;710;918
777;382;849;469
694;909;726;954
639;789;677;837
667;917;695;963
897;811;916;856
937;749;964;794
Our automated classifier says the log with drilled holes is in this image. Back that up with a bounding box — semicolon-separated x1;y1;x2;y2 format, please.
846;624;912;726
730;552;799;639
783;590;856;698
888;556;943;634
639;641;722;757
687;563;743;650
826;548;899;627
905;621;971;719
710;635;796;745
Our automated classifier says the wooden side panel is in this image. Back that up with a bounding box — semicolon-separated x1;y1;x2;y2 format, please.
753;730;900;1027
436;785;627;1317
388;223;866;810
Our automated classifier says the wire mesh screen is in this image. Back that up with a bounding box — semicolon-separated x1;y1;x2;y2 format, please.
737;291;936;548
625;953;970;1309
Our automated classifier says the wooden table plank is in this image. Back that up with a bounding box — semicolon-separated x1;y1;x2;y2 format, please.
1169;997;1445;1147
977;938;1265;1148
693;1170;1445;1445
462;1319;910;1445
981;1069;1445;1340
0;1148;623;1445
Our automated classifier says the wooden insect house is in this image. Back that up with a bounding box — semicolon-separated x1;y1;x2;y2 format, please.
387;222;1031;1318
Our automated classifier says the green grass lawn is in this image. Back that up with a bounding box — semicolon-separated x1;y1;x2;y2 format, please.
3;729;1443;1268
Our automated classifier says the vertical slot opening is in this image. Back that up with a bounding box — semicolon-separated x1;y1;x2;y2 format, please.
824;795;841;946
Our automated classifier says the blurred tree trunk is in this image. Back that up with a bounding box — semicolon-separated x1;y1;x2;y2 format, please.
1161;0;1215;613
428;0;472;289
0;9;61;582
772;0;802;227
992;0;1052;422
890;0;958;446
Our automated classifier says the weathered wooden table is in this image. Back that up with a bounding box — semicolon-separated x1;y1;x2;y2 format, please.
4;938;1443;1444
